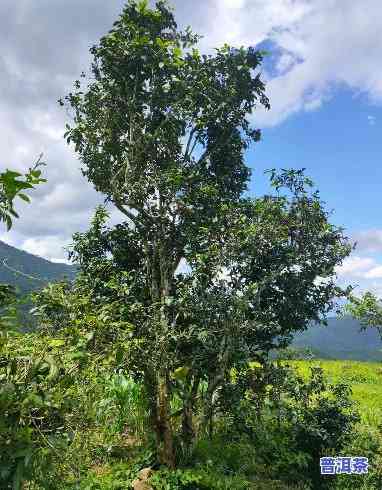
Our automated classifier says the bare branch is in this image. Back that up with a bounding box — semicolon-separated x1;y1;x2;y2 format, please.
113;198;139;225
196;145;215;166
113;193;154;226
188;136;199;160
184;126;197;161
170;312;180;329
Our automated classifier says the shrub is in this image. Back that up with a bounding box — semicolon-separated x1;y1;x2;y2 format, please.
212;363;360;488
333;425;382;489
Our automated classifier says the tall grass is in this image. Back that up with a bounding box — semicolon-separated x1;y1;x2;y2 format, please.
97;373;150;440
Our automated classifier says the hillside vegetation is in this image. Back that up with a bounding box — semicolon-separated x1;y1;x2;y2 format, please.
290;360;382;428
292;317;382;362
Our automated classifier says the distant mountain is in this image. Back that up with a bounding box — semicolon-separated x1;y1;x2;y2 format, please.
0;240;78;330
0;240;77;295
292;316;382;362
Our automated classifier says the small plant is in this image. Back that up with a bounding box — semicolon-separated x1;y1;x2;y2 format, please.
149;468;207;490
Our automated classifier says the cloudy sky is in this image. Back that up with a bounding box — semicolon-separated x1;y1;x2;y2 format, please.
1;0;382;298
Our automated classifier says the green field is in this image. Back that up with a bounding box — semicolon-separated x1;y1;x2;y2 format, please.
288;359;382;428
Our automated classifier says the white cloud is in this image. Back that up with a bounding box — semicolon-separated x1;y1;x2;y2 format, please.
221;0;246;9
200;0;382;127
342;279;382;300
335;256;376;278
275;51;298;75
335;254;382;300
29;112;64;141
50;257;72;264
352;229;382;253
304;96;325;112
365;266;382;279
205;0;310;53
21;236;72;262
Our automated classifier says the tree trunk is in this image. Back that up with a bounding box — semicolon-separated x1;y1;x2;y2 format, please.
143;367;175;468
181;375;199;455
201;337;231;436
157;371;175;468
202;374;221;438
181;400;194;452
144;368;159;441
145;196;177;468
149;235;176;468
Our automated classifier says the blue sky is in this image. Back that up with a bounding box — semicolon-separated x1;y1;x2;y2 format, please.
247;82;382;297
249;85;381;232
1;0;382;299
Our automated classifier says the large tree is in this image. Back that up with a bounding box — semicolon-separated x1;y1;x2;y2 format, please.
61;0;353;466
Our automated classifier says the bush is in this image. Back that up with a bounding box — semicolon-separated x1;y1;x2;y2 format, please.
333;425;382;489
149;468;207;490
0;332;71;488
212;363;360;488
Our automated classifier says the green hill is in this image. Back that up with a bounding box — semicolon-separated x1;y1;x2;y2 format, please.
0;240;77;294
292;315;382;362
0;240;78;329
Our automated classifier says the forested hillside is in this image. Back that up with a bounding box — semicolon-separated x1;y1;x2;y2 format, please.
0;240;77;293
292;315;382;361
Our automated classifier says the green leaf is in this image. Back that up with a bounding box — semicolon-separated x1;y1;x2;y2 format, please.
18;193;30;203
48;339;66;348
172;366;189;380
69;350;86;360
173;46;182;58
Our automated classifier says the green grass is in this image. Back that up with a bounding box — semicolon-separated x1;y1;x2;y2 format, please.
287;359;382;428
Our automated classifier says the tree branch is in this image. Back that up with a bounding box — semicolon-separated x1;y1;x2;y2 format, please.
196;148;210;166
112;192;153;226
113;198;139;225
184;126;197;161
188;137;199;160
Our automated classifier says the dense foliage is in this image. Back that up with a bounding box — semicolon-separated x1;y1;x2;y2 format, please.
344;291;382;339
2;315;381;488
